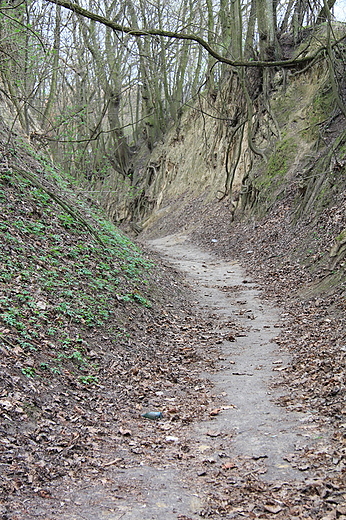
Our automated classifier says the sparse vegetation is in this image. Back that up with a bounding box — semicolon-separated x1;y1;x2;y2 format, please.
0;163;154;385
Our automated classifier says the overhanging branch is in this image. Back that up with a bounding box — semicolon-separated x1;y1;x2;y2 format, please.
44;0;345;69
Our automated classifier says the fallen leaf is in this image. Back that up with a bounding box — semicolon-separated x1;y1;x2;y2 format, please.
165;436;179;442
206;430;221;437
197;445;211;453
252;453;268;460
320;512;337;520
203;458;216;464
36;490;51;499
297;464;310;471
283;454;295;462
103;458;123;467
264;504;282;514
222;460;237;469
209;408;221;416
119;428;131;436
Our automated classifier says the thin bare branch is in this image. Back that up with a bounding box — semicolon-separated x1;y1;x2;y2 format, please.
44;0;344;69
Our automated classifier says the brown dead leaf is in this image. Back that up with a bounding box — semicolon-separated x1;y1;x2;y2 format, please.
206;430;221;437
119;427;131;436
320;512;337;520
209;408;221;416
283;453;295;462
297;463;310;471
222;460;238;469
36;490;51;499
13;345;25;356
252;453;268;460
264;504;283;514
103;458;123;467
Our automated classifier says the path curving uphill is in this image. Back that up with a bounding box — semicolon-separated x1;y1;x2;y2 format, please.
147;234;316;484
16;233;326;520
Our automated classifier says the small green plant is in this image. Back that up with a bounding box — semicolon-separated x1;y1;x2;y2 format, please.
336;229;346;242
12;220;46;236
1;310;25;331
58;213;78;229
121;292;152;307
21;367;36;378
79;375;98;385
0;171;12;184
32;189;51;206
0;152;160;392
18;340;36;351
69;350;86;364
0;272;12;282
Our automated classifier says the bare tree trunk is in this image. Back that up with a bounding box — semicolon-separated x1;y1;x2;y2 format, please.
42;4;61;129
79;16;132;176
230;0;243;60
219;0;231;56
244;0;257;59
256;0;279;60
316;0;337;24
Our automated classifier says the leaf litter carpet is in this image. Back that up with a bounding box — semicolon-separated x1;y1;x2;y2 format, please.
1;233;345;519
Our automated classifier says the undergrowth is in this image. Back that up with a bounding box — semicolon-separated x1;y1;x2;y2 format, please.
0;162;153;384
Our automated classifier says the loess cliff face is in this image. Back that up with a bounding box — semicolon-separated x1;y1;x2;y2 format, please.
109;26;346;280
98;26;346;252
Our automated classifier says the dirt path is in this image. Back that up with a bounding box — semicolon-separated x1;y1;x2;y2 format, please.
17;234;322;520
147;234;314;483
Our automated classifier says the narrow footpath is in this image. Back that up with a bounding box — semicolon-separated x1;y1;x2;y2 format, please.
136;233;320;518
147;233;313;479
23;233;325;520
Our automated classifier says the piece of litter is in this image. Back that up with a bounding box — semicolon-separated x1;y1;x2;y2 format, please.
142;411;162;420
165;436;179;443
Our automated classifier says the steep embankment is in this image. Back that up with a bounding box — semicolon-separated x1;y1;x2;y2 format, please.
126;27;346;300
120;26;346;279
128;25;346;518
1;24;346;520
0;128;220;518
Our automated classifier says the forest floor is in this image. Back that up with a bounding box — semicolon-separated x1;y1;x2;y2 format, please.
145;192;346;520
3;225;345;519
1;150;345;518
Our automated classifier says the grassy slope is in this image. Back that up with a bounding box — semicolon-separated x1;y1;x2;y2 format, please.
0;134;216;514
0;162;154;383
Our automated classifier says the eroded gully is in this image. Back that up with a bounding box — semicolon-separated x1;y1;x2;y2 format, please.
147;234;312;478
136;233;316;516
49;233;317;520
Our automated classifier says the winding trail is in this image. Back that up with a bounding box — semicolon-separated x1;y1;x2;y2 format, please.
35;234;317;520
147;234;311;483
